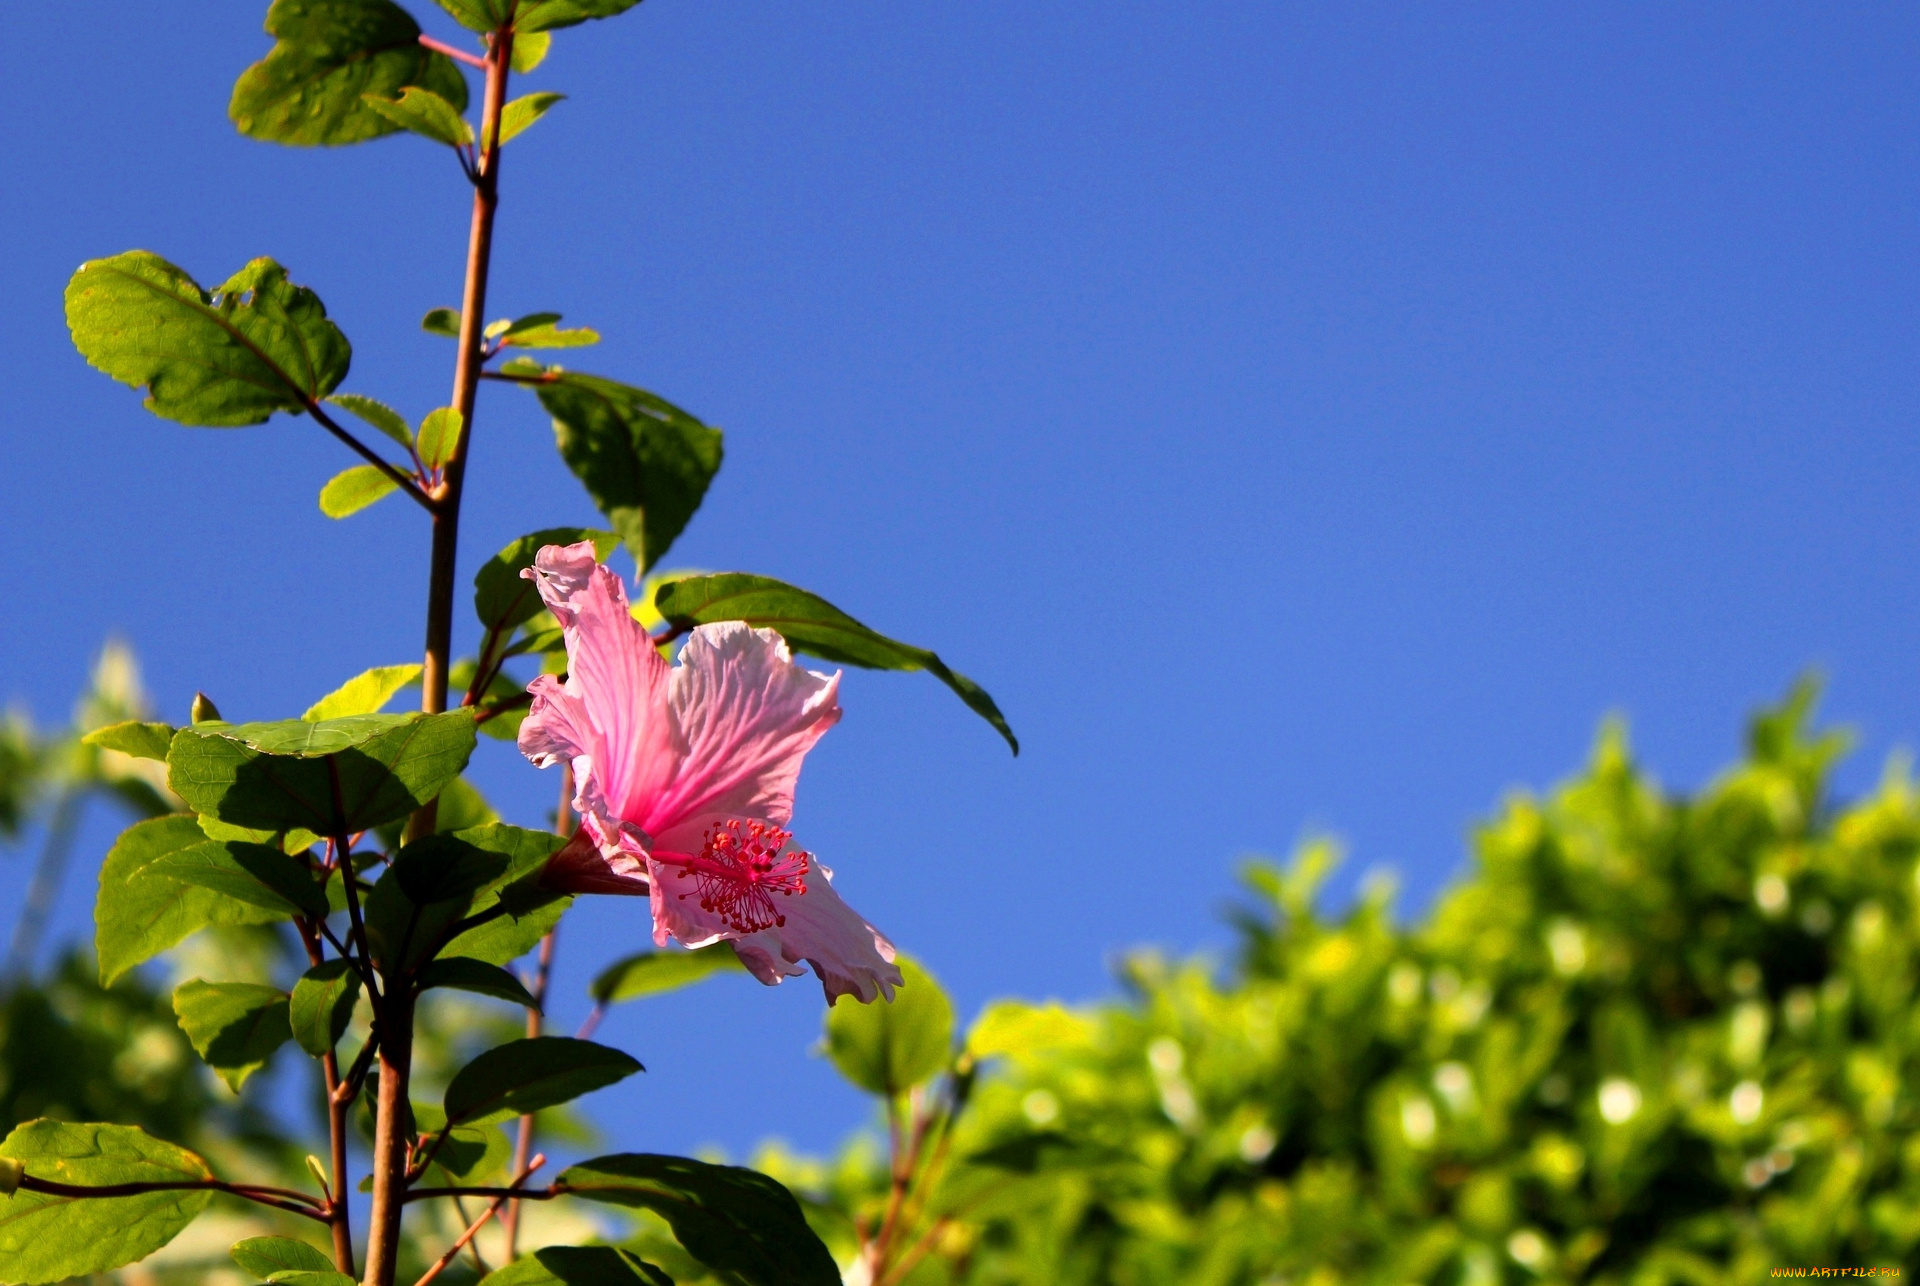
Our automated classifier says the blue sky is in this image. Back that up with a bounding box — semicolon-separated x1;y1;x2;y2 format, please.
3;1;1920;1160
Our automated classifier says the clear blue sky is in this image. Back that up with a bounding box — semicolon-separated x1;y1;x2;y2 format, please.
3;2;1919;1159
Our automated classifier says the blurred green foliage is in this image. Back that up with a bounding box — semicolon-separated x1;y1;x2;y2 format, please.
753;682;1920;1284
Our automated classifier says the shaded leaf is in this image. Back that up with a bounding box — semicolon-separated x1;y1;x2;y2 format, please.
290;960;362;1056
591;947;741;1005
303;664;423;720
365;825;564;970
95;816;285;986
557;1153;837;1286
318;465;399;518
422;307;462;337
823;955;954;1096
444;1037;641;1127
165;712;476;837
148;838;329;919
82;720;174;761
327;392;412;448
363;85;472;146
231;0;470;146
654;574;1017;753
481;1246;672;1285
66;252;351;428
231;1236;338;1278
497;91;565;144
0;1121;212;1283
524;369;722;571
419;956;539;1008
267;1273;358;1286
173;980;293;1091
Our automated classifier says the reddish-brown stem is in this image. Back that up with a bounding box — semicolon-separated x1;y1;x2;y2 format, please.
363;987;418;1286
413;1155;545;1286
298;919;359;1276
305;398;436;511
373;26;515;1285
474;689;534;726
502;767;573;1258
408;24;514;844
405;1182;561;1204
418;33;490;70
17;1175;327;1220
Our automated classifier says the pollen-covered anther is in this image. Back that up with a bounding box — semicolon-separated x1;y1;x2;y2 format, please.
663;819;811;933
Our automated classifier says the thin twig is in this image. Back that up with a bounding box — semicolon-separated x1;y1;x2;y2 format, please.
419;32;490;69
18;1174;329;1220
504;770;572;1258
474;690;533;726
304;398;435;512
478;369;559;385
413;1156;545;1286
405;1182;561;1204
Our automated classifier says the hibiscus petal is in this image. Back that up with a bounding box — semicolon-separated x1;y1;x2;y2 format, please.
518;541;674;827
730;862;901;1005
628;621;840;837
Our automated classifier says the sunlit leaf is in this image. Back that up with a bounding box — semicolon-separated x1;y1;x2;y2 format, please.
231;0;470;146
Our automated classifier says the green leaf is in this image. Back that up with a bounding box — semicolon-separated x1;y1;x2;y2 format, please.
591;947;742;1005
327;393;413;448
503;322;599;350
290;960;362;1056
409;1103;514;1186
497;91;565;144
433;0;642;35
231;1236;338;1278
95;816;286;985
418;407;464;469
148;838;329;919
419;957;539;1008
364;833;511;972
363;85;474;147
364;825;564;970
82;720;175;761
318;465;400;518
443;1037;642;1127
822;955;954;1096
475;527;620;636
524;370;723;571
0;1121;213;1283
304;664;423;720
197;814;323;857
267;1273;359;1286
173;980;293;1091
504;312;563;335
231;0;470;146
510;31;552;73
422;307;462;338
66;252;351;428
557;1153;838;1286
166;712;477;836
481;1246;672;1286
441;890;568;965
654;574;1017;753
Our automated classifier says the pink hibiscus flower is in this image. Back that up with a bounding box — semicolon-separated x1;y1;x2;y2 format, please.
515;541;902;1004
